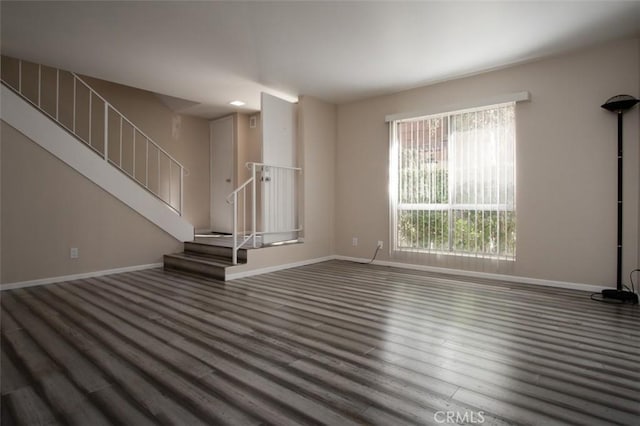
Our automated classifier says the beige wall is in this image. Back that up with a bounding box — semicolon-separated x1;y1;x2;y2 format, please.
336;38;640;287
1;122;183;284
230;95;336;272
298;96;335;254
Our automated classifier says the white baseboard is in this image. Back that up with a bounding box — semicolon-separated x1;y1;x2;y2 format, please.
334;255;606;293
0;263;163;291
226;256;336;281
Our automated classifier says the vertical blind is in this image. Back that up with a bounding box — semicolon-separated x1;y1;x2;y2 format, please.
390;102;516;259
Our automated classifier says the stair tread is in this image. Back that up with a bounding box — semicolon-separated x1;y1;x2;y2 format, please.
186;241;248;251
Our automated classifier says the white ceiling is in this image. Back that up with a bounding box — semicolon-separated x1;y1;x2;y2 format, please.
2;1;639;119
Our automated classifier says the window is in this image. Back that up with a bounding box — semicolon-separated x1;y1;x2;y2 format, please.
390;102;516;259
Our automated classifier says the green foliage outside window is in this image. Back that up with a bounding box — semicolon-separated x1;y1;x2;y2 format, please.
398;209;516;257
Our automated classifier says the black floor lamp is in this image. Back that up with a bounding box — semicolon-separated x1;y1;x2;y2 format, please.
600;94;639;304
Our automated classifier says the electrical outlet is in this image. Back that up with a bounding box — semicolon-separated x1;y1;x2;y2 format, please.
352;237;358;247
70;247;79;259
377;241;384;249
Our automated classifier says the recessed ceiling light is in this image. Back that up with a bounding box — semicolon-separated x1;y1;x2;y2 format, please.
229;100;245;106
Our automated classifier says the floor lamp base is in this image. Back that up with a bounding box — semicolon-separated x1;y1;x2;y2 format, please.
601;289;639;304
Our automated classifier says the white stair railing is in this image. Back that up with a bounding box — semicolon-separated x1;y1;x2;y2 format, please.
226;162;302;265
227;164;257;265
1;57;184;216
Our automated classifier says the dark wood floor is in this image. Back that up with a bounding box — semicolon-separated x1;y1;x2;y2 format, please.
1;260;639;425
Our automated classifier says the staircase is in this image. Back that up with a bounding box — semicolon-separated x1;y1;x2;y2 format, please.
0;56;193;241
2;55;271;282
1;56;306;283
163;239;248;280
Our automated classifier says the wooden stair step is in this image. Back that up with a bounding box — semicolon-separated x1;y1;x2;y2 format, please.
163;252;235;281
184;241;247;263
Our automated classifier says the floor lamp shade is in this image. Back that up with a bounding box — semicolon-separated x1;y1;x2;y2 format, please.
601;94;639;112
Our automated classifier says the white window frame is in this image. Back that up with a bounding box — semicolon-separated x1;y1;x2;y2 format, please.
388;94;528;260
